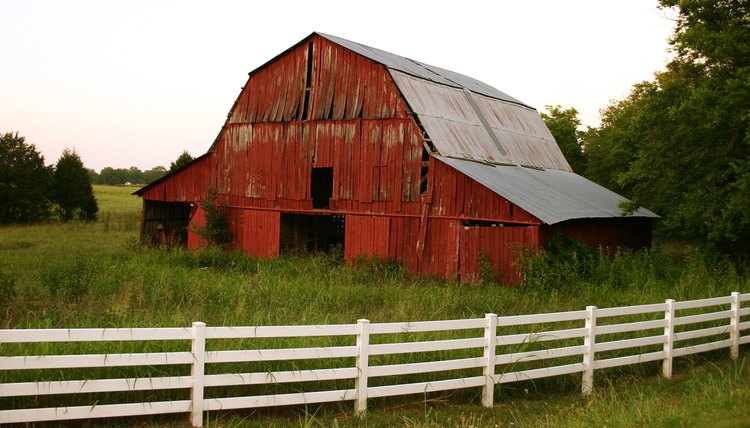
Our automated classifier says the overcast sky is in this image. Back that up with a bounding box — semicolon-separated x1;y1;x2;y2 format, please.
1;0;676;172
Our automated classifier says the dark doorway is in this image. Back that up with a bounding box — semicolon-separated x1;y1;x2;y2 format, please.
311;167;333;209
140;201;191;246
280;213;345;254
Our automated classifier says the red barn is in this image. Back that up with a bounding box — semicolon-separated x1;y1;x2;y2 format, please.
136;32;657;284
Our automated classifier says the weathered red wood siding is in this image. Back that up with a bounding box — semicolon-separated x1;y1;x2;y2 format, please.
415;159;541;282
227;209;280;257
192;35;428;271
187;205;205;250
139;156;214;202
459;226;539;284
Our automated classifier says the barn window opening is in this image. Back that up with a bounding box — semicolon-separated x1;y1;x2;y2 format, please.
509;204;514;218
462;219;502;228
302;42;314;120
280;213;345;254
419;146;430;194
311;167;333;209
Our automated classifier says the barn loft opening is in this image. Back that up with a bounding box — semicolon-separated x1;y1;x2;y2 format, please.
311;167;333;209
279;213;345;254
420;147;430;194
140;201;191;246
301;42;314;120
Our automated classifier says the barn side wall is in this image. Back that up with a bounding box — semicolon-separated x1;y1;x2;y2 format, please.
540;217;653;251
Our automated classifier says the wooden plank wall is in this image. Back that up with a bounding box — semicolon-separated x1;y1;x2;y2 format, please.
459;225;539;284
139;156;213;202
187;205;205;250
212;120;423;215
228;35;409;125
344;215;390;261
227;209;280;257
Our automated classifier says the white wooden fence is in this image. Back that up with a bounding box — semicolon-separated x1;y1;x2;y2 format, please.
1;291;748;426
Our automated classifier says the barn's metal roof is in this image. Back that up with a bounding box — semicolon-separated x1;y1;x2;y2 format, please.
316;33;529;107
436;156;658;225
392;71;572;171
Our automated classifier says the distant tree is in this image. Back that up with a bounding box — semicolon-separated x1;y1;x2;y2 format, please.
541;105;586;173
98;167;130;185
87;168;100;185
169;150;194;172
50;149;98;221
126;166;144;184
143;165;168;184
0;132;52;223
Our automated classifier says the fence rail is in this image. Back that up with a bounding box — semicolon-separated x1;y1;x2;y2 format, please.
1;291;748;426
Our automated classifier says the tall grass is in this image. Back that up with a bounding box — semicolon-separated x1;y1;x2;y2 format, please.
0;185;748;426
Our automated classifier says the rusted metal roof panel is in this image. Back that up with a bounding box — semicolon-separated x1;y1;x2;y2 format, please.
471;92;572;171
392;71;571;171
436;156;658;225
316;33;528;107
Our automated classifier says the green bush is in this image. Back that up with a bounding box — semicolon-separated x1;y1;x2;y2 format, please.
195;189;232;247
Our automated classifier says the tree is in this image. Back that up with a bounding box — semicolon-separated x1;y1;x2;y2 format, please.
0;132;52;223
583;0;750;255
50;149;99;221
169;150;194;172
126;166;144;184
143;166;168;184
582;81;660;194
87;168;100;185
541;105;587;173
98;167;129;185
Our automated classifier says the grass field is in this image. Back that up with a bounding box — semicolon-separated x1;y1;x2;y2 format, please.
0;185;748;427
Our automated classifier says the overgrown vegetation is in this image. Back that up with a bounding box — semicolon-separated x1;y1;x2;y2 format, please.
0;186;748;426
195;188;232;247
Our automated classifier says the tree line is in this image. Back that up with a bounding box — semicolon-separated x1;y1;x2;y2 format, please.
89;151;194;185
541;0;749;257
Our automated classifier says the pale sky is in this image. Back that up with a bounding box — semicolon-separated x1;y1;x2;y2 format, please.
0;0;676;172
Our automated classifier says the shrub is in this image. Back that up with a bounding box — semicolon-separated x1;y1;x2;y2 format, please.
195;189;232;247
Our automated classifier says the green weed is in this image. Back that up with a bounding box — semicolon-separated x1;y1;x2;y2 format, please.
0;186;748;427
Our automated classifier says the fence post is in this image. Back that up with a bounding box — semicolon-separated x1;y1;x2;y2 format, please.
482;313;498;407
730;292;740;360
355;319;370;416
662;299;675;378
582;306;597;395
191;322;206;428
